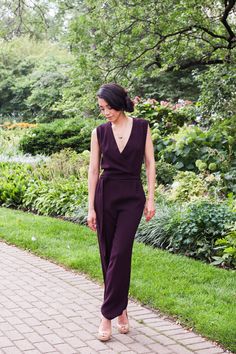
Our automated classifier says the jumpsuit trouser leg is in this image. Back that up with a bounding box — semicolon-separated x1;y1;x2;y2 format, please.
95;178;146;320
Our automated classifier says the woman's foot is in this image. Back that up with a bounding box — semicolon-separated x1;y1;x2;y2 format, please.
97;314;112;341
117;308;129;334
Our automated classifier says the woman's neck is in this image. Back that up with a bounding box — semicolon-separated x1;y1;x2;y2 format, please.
111;113;129;128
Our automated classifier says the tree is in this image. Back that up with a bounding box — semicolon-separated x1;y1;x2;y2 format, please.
0;0;64;40
56;0;235;113
68;0;235;75
0;37;73;121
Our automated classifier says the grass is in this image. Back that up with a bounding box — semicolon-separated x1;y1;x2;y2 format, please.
0;206;235;353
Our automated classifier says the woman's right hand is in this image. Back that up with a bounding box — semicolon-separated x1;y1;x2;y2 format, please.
87;209;97;232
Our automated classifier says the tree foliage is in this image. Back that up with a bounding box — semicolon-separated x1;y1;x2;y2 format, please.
57;0;236;112
0;37;73;121
0;0;66;40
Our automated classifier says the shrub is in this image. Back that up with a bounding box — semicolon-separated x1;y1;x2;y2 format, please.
133;98;195;136
0;162;32;207
136;200;236;267
34;148;90;180
68;203;89;225
155;160;177;185
169;171;208;202
19;117;102;155
136;201;179;249
212;222;236;269
159;117;236;176
167;201;236;262
22;177;88;216
0;149;90;216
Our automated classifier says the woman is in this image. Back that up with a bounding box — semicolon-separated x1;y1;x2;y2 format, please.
87;83;156;341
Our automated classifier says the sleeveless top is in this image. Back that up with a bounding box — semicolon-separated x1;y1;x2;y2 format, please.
96;117;149;178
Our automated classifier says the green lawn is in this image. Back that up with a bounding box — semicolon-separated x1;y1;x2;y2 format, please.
0;206;235;352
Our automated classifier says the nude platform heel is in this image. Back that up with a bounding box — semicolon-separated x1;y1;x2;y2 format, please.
97;318;112;341
117;309;129;334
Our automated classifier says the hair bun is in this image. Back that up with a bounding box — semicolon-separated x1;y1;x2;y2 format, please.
125;96;134;112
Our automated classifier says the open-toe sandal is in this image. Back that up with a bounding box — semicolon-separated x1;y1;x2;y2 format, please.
97;319;112;341
117;309;129;334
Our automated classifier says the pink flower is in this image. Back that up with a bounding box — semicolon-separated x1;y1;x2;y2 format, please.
133;96;141;105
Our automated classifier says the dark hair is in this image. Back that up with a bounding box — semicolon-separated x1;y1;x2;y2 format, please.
97;83;134;112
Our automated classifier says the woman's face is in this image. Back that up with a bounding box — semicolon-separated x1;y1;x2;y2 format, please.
98;98;122;122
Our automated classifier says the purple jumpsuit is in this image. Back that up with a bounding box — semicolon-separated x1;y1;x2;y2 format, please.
94;117;148;320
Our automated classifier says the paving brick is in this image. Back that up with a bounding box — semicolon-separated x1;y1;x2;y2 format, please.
4;330;24;341
147;342;173;353
5;317;23;326
2;347;22;354
14;339;35;351
34;325;54;335
54;343;78;353
168;331;199;340
131;334;155;345
181;336;207;345
23;317;42;327
72;329;94;341
24;332;43;344
43;333;64;345
187;341;217;350
0;323;14;332
195;348;226;354
152;334;176;345
78;348;97;354
0;337;13;348
168;343;195;354
137;326;159;337
127;342;151;353
115;334;134;344
63;322;81;332
86;339;109;350
64;335;86;348
53;327;74;338
34;341;56;352
106;340;131;351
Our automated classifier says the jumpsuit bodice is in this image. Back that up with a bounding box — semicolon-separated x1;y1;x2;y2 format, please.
96;117;148;178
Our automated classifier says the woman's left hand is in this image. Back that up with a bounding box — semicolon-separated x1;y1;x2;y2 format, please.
144;199;156;222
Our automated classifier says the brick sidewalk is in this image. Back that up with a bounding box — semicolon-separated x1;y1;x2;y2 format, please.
0;241;231;354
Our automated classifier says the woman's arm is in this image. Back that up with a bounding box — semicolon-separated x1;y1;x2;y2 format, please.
87;128;101;231
144;124;156;221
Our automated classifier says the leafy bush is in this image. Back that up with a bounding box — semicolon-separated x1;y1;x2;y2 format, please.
155;160;177;185
133;98;195;135
212;222;236;269
0;127;29;156
34;148;90;180
159;118;235;175
19;117;101;155
0;148;89;216
136;202;179;249
169;171;208;202
167;201;236;262
136;200;236;268
68;203;89;225
22;176;87;216
0;162;32;207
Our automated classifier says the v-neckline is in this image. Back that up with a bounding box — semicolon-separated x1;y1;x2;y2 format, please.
110;117;135;155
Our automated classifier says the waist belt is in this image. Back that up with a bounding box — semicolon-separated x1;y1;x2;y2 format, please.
100;171;141;181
